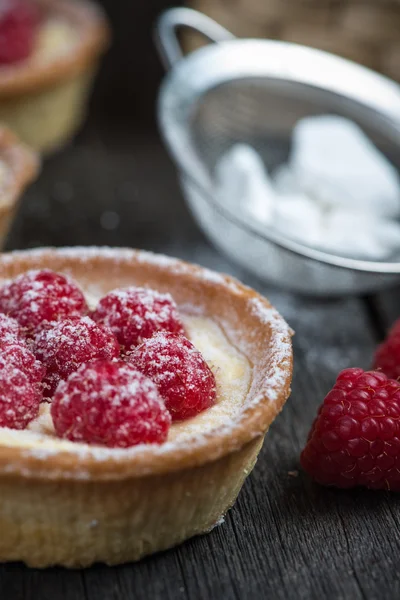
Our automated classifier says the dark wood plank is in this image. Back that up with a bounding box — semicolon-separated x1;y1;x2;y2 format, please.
0;564;87;600
371;286;400;334
88;0;185;125
3;124;398;600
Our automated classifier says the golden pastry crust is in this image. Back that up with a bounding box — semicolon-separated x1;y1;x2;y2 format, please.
0;247;293;566
0;0;110;98
0;127;39;243
0;126;39;197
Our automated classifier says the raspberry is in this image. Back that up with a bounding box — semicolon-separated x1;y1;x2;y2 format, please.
0;0;40;65
91;287;185;351
0;314;21;344
51;361;171;447
129;332;217;421
0;269;88;334
1;342;45;385
373;319;400;380
0;361;41;429
33;316;120;397
301;368;400;491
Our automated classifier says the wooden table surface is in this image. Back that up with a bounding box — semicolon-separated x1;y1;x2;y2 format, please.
2;119;400;600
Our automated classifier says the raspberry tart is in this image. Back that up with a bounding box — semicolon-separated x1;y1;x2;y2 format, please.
0;125;38;248
0;0;110;153
0;247;292;567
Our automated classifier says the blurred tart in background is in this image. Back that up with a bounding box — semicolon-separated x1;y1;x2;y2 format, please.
0;125;38;248
0;0;110;153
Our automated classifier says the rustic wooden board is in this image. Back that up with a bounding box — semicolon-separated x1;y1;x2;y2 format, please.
2;124;399;600
370;287;400;335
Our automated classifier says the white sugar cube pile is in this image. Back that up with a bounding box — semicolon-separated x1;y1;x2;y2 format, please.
214;116;400;260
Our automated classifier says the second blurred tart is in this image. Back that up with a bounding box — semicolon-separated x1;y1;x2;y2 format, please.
0;0;110;153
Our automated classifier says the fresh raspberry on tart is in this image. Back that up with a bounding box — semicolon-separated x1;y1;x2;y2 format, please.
51;360;171;447
0;313;22;344
0;0;40;65
91;286;185;351
0;341;45;385
301;368;400;491
0;359;41;429
32;316;120;397
0;269;88;334
129;332;217;421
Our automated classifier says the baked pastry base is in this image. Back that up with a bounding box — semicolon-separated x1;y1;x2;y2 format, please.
0;436;264;567
0;247;293;567
0;69;96;154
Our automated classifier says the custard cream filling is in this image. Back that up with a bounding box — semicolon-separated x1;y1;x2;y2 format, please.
33;17;79;63
0;314;251;451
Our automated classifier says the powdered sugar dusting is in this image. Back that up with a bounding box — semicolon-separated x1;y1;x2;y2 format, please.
33;316;119;396
20;314;251;448
246;297;293;405
0;247;292;472
0;313;21;344
0;247;243;292
0;361;41;429
52;361;170;447
0;246;179;266
92;286;185;349
28;403;53;435
209;515;225;530
0;268;88;331
130;330;217;421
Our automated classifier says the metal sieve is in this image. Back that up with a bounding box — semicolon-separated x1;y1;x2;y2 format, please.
155;7;400;296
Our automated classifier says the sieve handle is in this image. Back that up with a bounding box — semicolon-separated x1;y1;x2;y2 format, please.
155;7;235;69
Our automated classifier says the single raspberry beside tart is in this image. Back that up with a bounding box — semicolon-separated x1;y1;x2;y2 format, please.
51;361;171;447
33;316;120;397
301;368;400;491
373;319;400;380
91;286;185;351
0;0;40;65
129;332;217;421
0;269;88;334
0;361;41;429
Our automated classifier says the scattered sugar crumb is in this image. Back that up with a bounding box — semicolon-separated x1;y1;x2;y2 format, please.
100;211;120;231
